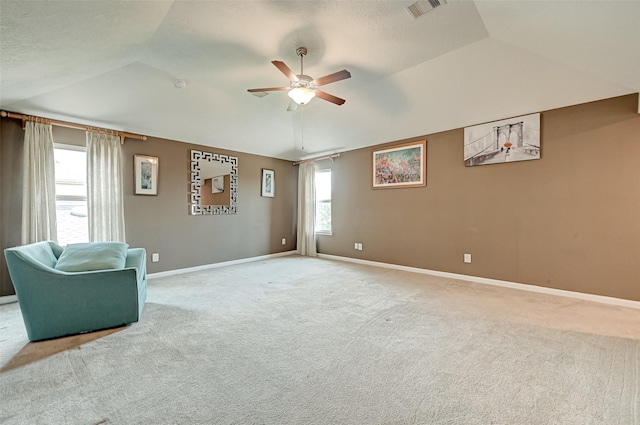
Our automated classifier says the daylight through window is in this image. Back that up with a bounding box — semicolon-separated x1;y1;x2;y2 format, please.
54;145;88;245
315;170;331;234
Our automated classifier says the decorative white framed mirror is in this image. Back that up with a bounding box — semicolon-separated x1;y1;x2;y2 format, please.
189;149;238;215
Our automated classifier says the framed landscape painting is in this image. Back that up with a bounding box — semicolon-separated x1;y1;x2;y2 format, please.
372;140;426;189
464;113;540;167
134;155;159;195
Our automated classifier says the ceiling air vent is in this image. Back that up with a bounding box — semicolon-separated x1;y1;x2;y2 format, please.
406;0;446;19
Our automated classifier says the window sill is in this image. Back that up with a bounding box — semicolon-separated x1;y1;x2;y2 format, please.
315;231;332;236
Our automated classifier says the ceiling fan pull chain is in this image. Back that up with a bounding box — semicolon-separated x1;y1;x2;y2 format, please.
301;105;305;151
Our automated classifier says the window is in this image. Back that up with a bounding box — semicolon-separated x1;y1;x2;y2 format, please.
54;145;88;245
315;169;332;234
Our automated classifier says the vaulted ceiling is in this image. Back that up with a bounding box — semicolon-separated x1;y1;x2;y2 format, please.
1;0;638;160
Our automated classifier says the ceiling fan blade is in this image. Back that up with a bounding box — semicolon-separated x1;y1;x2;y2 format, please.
316;90;346;106
287;100;299;112
272;60;299;82
247;87;289;93
313;70;351;87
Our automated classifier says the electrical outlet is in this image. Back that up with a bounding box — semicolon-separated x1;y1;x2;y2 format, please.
152;253;159;263
281;238;286;245
354;242;358;250
357;243;363;251
463;253;471;264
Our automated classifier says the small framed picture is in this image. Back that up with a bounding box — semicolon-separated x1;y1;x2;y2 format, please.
134;155;159;195
261;169;275;197
212;176;224;193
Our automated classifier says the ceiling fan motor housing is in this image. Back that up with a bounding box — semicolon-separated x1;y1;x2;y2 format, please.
291;74;316;89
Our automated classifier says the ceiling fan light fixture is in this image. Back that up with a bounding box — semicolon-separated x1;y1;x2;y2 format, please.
288;87;316;105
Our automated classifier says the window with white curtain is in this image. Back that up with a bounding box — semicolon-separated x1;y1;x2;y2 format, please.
53;144;88;245
315;169;332;234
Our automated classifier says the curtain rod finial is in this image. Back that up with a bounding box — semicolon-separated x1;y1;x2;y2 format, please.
0;111;7;118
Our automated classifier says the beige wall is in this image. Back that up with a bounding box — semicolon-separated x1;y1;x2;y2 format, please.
121;135;297;274
0;123;298;295
318;94;640;301
2;94;639;301
0;119;24;296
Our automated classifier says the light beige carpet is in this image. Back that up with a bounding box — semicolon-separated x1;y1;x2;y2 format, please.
1;256;639;424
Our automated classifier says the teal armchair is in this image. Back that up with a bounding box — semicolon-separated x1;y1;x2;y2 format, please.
4;241;147;342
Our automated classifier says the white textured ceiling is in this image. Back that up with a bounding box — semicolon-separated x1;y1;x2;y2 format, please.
1;0;638;160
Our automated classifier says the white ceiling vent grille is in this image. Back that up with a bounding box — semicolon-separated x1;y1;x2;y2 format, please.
406;0;446;19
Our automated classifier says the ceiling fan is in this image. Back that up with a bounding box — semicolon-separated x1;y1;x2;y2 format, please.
248;47;351;110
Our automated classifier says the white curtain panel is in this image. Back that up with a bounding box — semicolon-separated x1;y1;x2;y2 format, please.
21;121;57;244
86;132;126;242
296;162;317;257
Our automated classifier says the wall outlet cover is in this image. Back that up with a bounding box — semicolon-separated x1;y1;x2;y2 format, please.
152;253;160;262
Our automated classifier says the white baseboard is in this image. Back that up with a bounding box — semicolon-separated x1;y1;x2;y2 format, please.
0;295;18;305
147;250;298;280
318;254;640;310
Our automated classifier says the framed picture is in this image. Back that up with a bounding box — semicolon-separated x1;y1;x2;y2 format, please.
261;169;275;197
372;140;426;189
211;176;224;193
464;113;540;167
134;155;159;195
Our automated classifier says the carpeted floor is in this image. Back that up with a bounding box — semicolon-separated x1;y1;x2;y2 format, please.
1;256;639;424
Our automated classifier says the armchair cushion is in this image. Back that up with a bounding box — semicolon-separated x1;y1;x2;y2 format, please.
55;242;129;272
